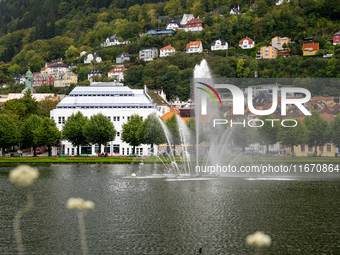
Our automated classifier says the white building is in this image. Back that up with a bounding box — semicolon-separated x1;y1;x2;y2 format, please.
239;37;255;49
160;45;176;57
139;47;159;62
211;39;228;50
276;0;290;5
50;82;158;156
80;51;87;57
180;14;194;26
88;69;103;80
84;53;102;64
186;41;203;53
101;35;131;47
108;67;126;81
166;18;180;30
230;4;241;14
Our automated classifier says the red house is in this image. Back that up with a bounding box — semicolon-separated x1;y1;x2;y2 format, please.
183;18;204;32
33;73;54;86
333;31;340;45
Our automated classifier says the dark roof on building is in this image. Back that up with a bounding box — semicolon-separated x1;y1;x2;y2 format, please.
167;18;179;25
117;53;131;58
211;39;227;46
51;63;68;68
108;35;119;41
88;69;103;75
252;93;272;106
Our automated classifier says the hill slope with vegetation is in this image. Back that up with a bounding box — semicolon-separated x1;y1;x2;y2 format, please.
0;0;340;100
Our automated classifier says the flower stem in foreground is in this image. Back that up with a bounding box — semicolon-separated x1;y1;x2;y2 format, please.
13;190;34;255
77;210;89;255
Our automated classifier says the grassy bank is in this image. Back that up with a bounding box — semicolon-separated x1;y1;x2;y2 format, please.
1;156;340;165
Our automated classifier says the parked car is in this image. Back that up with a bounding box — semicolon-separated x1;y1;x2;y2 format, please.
35;148;42;154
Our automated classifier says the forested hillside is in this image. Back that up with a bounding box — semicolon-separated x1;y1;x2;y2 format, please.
0;0;340;100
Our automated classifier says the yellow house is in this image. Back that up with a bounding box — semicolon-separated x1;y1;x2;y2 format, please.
257;46;278;59
289;143;336;157
303;43;319;56
53;72;78;87
270;36;291;50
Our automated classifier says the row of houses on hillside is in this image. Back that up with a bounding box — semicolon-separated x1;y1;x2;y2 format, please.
87;67;127;82
13;59;78;87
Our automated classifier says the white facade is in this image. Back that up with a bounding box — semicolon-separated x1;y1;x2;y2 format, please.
180;14;194;25
211;39;228;51
276;0;290;5
108;68;126;81
139;47;159;61
239;38;255;49
166;23;179;30
50;83;158;156
160;46;176;57
80;51;87;57
84;53;102;64
186;42;203;53
101;35;131;47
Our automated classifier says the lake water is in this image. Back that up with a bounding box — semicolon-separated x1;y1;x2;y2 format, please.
0;164;340;254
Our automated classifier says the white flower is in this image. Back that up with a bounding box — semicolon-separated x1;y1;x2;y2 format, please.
9;165;39;187
246;231;271;247
67;198;85;210
67;198;95;210
84;201;95;210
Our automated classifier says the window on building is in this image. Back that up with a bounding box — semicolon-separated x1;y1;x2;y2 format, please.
127;148;129;155
107;116;111;121
117;116;120;121
319;146;323;152
301;145;305;152
308;145;313;152
140;148;143;155
327;144;332;152
140;117;143;121
127;116;130;121
122;148;124;155
58;117;62;124
117;132;120;137
113;145;120;154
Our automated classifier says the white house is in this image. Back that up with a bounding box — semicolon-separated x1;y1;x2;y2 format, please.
50;82;158;156
88;69;103;80
80;51;87;57
108;67;126;81
166;18;180;30
101;35;131;47
186;41;203;53
211;39;228;50
239;37;255;49
84;53;102;64
160;45;176;57
180;14;194;26
276;0;290;5
183;18;204;32
139;47;159;61
230;4;241;14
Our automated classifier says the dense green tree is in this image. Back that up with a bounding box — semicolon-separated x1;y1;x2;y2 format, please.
20;114;42;156
83;113;116;154
0;114;19;155
257;115;281;153
304;111;330;154
165;114;181;155
122;114;144;155
34;117;61;156
230;119;258;152
62;112;89;155
281;118;307;156
140;113;166;155
330;113;340;150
